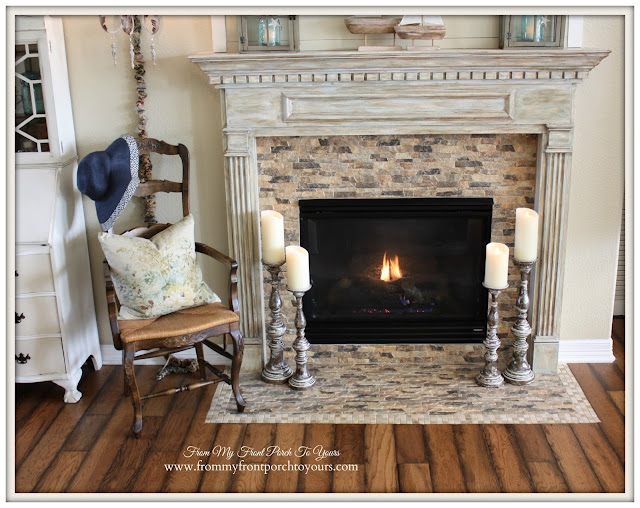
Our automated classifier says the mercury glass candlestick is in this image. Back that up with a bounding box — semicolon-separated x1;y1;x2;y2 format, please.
503;260;536;385
288;286;315;390
476;283;508;388
261;261;292;383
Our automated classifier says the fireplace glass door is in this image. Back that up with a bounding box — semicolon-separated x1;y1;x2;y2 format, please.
299;198;493;343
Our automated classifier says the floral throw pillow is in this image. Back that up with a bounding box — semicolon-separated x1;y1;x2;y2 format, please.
98;214;220;319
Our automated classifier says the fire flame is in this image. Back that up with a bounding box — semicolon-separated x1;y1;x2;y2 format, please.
380;251;402;282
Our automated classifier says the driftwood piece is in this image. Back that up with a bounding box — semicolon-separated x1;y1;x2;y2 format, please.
394;24;447;40
345;17;402;34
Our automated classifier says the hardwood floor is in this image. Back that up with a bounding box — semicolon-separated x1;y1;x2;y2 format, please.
14;318;626;494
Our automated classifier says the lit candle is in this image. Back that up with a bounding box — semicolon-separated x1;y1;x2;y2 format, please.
260;210;285;264
286;245;311;291
514;208;539;262
484;242;509;289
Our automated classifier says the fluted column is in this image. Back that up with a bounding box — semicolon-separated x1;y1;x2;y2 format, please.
223;129;264;347
531;126;573;372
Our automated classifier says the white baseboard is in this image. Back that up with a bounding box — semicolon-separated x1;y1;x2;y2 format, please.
558;338;616;364
100;344;230;366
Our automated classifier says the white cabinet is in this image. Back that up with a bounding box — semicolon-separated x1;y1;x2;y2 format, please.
14;16;102;403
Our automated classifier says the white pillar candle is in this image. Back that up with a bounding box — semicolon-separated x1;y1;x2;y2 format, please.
260;210;286;264
484;242;509;289
514;208;539;262
286;245;311;291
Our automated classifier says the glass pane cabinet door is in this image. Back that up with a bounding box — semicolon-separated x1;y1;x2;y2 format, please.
15;42;49;153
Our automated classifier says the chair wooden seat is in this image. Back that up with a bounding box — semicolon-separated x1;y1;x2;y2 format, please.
103;137;245;438
118;302;240;343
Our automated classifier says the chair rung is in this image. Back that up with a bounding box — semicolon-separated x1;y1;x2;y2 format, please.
202;360;231;385
141;378;221;401
135;345;193;361
203;340;233;360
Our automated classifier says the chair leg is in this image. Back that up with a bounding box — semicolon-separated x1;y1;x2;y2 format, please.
229;328;246;413
123;344;143;437
122;349;129;396
195;342;207;380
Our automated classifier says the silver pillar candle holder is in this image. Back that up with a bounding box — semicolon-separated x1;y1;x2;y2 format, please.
261;261;293;384
476;283;508;388
288;287;315;390
503;260;536;385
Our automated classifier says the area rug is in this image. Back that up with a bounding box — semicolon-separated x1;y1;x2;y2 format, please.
206;345;599;425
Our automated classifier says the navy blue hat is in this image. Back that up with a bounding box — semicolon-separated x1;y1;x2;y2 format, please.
77;134;139;231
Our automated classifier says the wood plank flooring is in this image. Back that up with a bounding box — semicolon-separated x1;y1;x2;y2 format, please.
13;317;626;494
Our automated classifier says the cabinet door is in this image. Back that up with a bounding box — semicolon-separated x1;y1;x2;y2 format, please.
16;167;57;244
15;23;59;162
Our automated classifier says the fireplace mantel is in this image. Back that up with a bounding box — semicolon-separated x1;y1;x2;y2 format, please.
191;48;609;372
190;49;609;85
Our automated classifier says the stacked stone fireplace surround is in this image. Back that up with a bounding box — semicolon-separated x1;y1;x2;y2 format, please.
258;133;538;348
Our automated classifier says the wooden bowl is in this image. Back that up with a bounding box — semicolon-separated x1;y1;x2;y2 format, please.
394;24;446;40
345;17;402;34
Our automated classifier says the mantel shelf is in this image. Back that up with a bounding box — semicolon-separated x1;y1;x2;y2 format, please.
190;48;610;85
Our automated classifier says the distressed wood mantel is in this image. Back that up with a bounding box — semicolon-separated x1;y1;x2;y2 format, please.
191;49;609;84
190;49;609;372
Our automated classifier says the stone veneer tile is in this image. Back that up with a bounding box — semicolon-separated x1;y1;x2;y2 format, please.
206;350;599;425
258;134;538;345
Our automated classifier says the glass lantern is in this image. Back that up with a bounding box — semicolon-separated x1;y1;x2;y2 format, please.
239;15;299;52
499;15;568;48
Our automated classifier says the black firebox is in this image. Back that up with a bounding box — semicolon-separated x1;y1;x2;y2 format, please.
299;198;493;344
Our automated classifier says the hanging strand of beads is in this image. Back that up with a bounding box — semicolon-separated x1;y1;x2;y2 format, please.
132;15;156;225
121;15;135;69
99;15;121;66
96;14;158;225
144;15;161;67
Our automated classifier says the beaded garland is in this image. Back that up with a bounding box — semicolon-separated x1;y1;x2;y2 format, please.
99;14;158;225
132;15;156;225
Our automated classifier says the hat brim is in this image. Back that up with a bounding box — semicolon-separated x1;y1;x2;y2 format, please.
98;135;139;231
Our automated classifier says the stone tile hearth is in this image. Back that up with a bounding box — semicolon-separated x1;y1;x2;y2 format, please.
207;344;598;425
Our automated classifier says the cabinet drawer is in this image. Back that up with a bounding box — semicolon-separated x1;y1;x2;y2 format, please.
16;168;58;244
16;253;54;294
15;295;60;337
15;336;66;378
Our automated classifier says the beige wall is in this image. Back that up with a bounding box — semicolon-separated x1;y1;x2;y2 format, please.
61;14;624;346
63;16;228;345
226;15;500;51
560;15;625;340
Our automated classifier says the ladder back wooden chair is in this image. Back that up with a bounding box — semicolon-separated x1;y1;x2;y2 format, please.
103;138;245;437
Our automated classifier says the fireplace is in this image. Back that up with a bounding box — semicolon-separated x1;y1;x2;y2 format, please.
191;48;608;371
300;197;492;343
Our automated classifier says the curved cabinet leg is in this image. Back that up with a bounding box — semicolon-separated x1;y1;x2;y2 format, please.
229;329;246;413
90;352;103;371
123;344;142;437
53;368;83;403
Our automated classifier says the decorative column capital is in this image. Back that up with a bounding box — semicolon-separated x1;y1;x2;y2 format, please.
224;129;251;157
545;125;573;153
